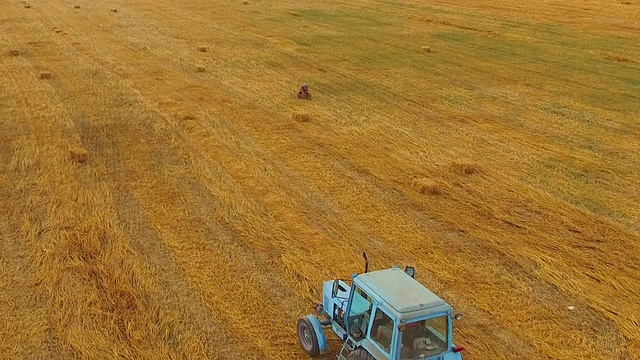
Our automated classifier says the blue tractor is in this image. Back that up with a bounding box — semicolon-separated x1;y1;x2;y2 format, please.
297;253;464;360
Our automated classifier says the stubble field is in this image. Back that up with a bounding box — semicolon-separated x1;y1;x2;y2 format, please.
1;0;639;359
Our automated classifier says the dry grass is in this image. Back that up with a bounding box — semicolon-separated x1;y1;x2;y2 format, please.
1;0;639;359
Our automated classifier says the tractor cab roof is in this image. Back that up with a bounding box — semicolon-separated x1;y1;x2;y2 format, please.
354;267;451;320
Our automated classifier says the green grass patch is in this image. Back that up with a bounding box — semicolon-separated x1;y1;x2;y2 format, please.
297;8;392;28
433;31;473;43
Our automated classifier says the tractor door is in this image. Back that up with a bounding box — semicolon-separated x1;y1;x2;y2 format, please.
369;306;396;357
344;285;372;342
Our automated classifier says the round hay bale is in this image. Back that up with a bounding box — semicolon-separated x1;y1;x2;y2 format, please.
39;71;51;80
24;4;31;8
9;50;20;56
412;178;441;195
292;112;310;122
243;0;249;4
421;46;431;53
197;46;207;52
196;65;206;73
74;5;81;9
69;148;88;163
110;8;118;13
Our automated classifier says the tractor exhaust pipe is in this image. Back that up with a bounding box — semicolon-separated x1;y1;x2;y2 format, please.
363;252;369;273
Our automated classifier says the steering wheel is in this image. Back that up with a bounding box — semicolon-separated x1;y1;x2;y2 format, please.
348;314;366;339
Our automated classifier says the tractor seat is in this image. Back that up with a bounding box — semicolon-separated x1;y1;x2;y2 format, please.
375;324;393;350
402;322;424;347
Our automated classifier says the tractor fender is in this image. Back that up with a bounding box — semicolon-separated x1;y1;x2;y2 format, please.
304;315;328;354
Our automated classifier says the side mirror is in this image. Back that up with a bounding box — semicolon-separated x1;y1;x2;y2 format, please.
454;313;463;320
332;280;339;298
404;266;415;278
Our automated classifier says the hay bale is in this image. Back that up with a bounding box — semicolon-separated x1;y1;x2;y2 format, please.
608;54;633;63
243;0;249;4
39;71;51;80
73;5;81;9
621;1;631;4
421;46;431;53
412;178;441;195
24;4;31;8
451;162;479;175
175;110;196;121
297;83;312;100
70;148;88;163
196;65;206;73
292;112;310;122
197;46;207;52
110;8;118;13
9;50;19;56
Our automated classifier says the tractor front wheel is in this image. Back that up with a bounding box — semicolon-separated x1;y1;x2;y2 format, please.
347;348;376;360
297;317;320;356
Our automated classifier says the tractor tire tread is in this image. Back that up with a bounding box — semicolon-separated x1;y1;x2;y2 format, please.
347;348;376;360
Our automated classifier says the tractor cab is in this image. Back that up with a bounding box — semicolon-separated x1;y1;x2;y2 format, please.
297;258;464;360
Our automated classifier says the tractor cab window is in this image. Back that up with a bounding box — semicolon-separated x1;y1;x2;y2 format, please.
346;286;372;341
370;307;394;354
399;315;449;359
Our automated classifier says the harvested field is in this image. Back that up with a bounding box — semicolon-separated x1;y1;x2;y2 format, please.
1;0;639;359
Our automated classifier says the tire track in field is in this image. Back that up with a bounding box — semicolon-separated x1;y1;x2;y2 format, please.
71;119;234;359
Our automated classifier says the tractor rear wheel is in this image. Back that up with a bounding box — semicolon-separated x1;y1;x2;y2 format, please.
297;317;320;356
347;348;376;360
